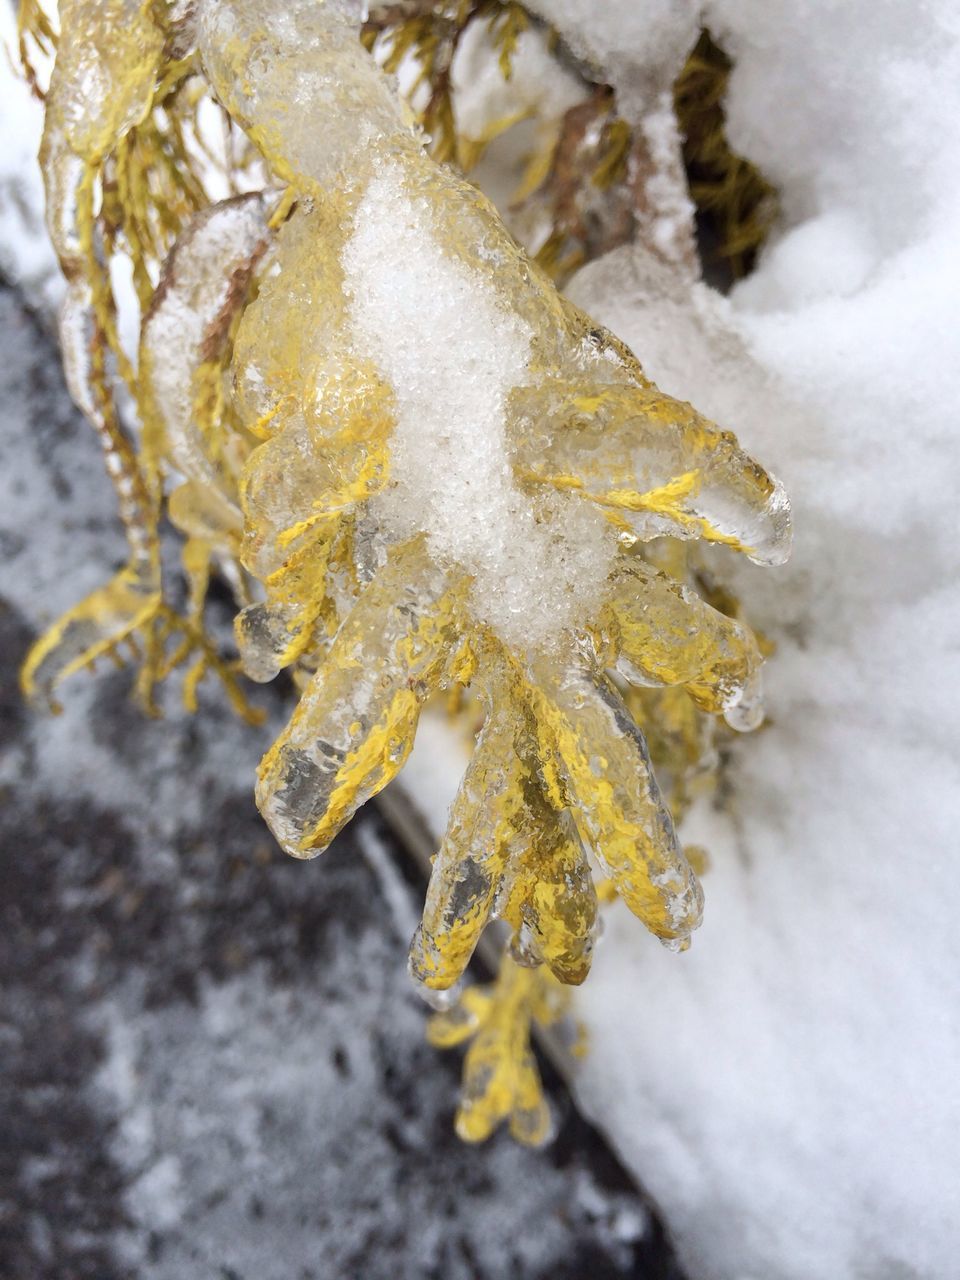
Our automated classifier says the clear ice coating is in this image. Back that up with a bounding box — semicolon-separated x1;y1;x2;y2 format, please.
22;0;792;1050
214;0;789;966
426;953;569;1146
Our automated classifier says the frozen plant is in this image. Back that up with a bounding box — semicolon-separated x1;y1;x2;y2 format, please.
18;0;790;1139
361;7;777;284
426;952;574;1145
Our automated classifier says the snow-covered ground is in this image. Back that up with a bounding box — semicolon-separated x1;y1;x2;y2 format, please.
2;3;959;1278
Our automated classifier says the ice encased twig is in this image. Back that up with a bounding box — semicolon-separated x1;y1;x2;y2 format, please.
28;0;792;1007
195;0;789;965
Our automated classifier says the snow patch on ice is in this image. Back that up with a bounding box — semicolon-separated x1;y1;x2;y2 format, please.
342;159;614;650
524;0;699;122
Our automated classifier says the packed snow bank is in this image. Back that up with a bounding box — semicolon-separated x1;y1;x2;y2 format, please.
560;3;960;1278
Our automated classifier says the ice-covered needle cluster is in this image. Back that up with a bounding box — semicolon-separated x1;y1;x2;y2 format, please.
23;0;791;997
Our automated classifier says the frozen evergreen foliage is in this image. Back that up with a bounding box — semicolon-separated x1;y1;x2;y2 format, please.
11;0;789;1001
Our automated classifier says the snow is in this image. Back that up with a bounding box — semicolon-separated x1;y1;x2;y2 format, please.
450;16;584;143
524;0;699;122
343;159;615;650
0;9;59;311
90;958;651;1278
553;2;960;1278
398;2;960;1273
637;91;697;267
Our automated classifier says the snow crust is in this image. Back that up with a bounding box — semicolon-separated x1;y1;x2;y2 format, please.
343;160;614;650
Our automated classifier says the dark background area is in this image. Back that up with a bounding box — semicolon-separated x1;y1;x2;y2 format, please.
0;280;685;1278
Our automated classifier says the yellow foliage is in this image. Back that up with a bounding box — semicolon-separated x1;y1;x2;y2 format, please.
19;0;789;1149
